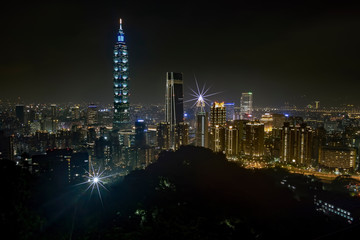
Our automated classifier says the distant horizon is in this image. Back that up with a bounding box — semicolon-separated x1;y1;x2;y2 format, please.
2;98;359;109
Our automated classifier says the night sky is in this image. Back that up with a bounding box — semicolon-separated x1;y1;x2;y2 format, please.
1;1;360;107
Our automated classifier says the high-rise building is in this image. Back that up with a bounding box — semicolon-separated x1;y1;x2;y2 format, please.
86;104;98;125
244;121;264;158
240;92;253;120
195;94;209;148
272;113;286;129
210;102;226;128
165;72;184;149
71;106;80;120
196;112;209;148
135;119;147;148
224;102;235;121
113;18;131;130
16;105;25;124
50;104;57;119
50;104;58;133
233;119;248;154
175;122;189;149
280;123;313;165
157;122;171;150
225;125;239;156
209;102;226;152
260;113;273;133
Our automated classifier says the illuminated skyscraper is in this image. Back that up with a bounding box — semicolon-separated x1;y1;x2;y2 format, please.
210;102;226;128
224;102;235;121
195;96;208;148
165;72;184;127
113;19;131;130
165;72;184;149
240;92;253;120
209;102;226;152
225;125;239;156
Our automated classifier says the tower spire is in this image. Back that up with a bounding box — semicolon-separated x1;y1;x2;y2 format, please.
119;18;123;30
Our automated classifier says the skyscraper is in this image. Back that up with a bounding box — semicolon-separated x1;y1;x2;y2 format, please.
280;122;313;165
113;19;131;130
165;72;184;149
195;95;208;148
157;122;171;150
240;92;253;120
86;104;98;126
16;105;25;124
210;102;226;128
209;102;226;152
225;125;239;156
165;72;184;127
224;102;235;121
135;119;146;148
244;121;264;158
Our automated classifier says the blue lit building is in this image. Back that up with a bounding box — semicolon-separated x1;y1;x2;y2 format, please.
224;102;235;121
113;19;131;130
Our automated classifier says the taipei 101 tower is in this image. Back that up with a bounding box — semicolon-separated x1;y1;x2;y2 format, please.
113;19;131;130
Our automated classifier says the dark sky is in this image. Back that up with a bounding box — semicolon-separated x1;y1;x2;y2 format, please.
1;1;360;107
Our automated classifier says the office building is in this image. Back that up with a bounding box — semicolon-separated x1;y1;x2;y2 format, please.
113;18;131;130
135;119;147;148
195;94;208;148
224;102;235;121
240;92;253;120
165;72;184;149
86;104;98;125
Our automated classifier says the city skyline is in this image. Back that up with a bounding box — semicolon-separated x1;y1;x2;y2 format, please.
1;1;360;107
3;2;360;237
